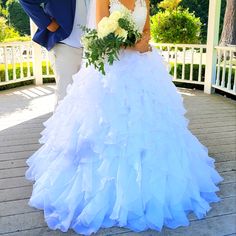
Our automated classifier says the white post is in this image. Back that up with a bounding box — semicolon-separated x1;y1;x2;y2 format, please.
30;20;43;85
204;0;222;94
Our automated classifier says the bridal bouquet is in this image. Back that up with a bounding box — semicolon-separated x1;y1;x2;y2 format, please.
81;10;142;75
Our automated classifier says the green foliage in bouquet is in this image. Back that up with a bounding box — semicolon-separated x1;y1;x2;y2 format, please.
118;18;141;46
81;11;141;75
81;26;123;75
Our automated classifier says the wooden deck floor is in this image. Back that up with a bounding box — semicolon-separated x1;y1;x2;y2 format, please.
0;85;235;236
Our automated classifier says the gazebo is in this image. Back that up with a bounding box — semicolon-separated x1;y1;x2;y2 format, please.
0;1;235;235
27;0;236;97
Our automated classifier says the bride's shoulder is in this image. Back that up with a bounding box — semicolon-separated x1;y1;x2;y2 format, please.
96;0;110;8
96;0;110;3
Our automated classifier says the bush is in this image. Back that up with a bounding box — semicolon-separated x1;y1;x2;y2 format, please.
2;35;30;42
6;0;30;36
151;7;201;44
0;62;33;82
0;16;19;41
169;63;205;82
0;62;54;82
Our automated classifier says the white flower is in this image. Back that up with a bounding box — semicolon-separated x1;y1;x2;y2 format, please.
109;11;123;22
115;27;128;40
81;36;90;49
97;17;119;38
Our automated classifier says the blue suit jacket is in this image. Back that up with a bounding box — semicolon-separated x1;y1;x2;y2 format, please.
20;0;76;50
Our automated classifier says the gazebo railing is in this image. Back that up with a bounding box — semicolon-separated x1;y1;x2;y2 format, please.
213;45;236;95
0;41;235;96
152;43;207;85
41;48;54;80
0;42;34;86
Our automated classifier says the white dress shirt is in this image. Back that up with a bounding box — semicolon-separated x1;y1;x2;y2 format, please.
61;0;89;48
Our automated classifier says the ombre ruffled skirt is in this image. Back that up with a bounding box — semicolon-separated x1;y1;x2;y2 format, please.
25;48;223;235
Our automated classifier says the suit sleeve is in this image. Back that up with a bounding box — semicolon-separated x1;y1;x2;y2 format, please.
19;0;52;30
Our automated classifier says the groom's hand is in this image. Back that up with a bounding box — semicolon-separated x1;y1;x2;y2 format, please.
47;19;60;32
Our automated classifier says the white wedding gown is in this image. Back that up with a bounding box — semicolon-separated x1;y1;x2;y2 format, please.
26;0;223;235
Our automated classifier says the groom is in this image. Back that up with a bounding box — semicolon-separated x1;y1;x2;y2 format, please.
19;0;89;103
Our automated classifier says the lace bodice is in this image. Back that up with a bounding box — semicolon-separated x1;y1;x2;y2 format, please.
110;0;147;33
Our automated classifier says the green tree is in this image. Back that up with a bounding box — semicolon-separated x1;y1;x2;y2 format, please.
0;16;19;41
220;0;236;46
150;0;162;15
158;0;182;11
151;0;201;44
0;0;7;8
0;5;8;17
6;0;30;36
150;0;226;43
181;0;226;43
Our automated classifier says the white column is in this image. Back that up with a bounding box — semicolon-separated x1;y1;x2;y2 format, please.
30;20;43;85
204;0;222;94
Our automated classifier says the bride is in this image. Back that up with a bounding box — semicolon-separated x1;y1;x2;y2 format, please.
25;0;223;235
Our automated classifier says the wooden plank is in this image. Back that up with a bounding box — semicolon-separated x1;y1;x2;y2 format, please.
186;112;235;120
0;159;27;170
0;150;35;162
0;186;32;202
185;104;235;110
219;182;236;198
200;137;236;147
209;145;236;155
191;126;236;135
0;134;41;143
0;129;43;137
0;212;46;234
189;121;236;129
0;199;39;217
164;214;236;236
212;152;236;162
188;197;236;221
0;176;30;190
0;123;44;131
0;228;79;236
0;139;39;147
190;116;236;125
119;214;236;236
0;125;44;134
186;109;236;115
220;171;236;184
0;226;129;236
0;213;235;236
0;144;41;155
0;212;131;236
196;133;236;141
0;201;235;236
0;167;27;179
212;152;236;163
215;161;236;173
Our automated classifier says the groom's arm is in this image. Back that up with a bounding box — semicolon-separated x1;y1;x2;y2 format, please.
19;0;53;30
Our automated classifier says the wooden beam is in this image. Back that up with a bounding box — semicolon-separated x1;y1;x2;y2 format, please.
205;0;222;94
30;20;43;86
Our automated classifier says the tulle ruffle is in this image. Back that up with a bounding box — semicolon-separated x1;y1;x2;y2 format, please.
26;48;223;235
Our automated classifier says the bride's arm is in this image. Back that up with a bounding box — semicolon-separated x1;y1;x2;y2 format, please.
133;0;151;53
96;0;110;25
